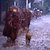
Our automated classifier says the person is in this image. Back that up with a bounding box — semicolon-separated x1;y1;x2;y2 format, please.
26;31;32;45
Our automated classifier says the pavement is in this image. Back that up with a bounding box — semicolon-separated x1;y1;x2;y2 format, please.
0;14;50;50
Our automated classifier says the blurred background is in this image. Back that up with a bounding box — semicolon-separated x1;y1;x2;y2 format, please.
0;0;50;24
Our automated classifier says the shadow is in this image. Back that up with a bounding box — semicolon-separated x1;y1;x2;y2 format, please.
26;43;31;48
2;40;16;47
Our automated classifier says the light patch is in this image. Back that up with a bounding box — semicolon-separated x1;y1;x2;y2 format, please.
37;9;40;11
13;9;16;12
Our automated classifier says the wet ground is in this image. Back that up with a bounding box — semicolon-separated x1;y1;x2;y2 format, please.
0;14;50;50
